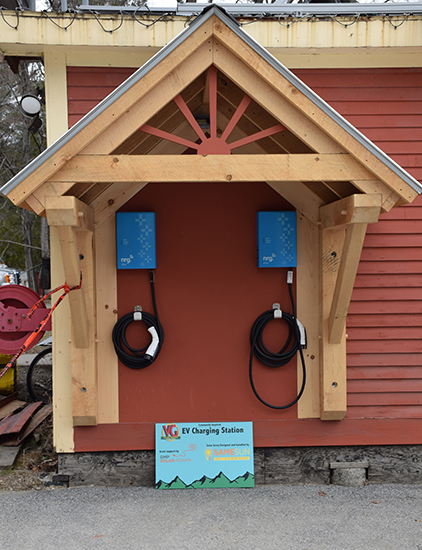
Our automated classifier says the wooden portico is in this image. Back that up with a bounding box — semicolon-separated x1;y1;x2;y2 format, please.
2;5;421;453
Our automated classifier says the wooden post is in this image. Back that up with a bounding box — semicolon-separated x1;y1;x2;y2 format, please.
318;195;381;420
46;197;97;426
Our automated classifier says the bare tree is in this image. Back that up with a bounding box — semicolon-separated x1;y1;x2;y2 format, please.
0;60;46;292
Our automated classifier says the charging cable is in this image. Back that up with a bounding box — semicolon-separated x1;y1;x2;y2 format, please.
112;270;164;369
249;270;307;409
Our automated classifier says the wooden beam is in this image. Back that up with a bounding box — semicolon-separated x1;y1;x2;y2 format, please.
213;22;419;204
320;227;347;420
51;154;375;184
212;41;415;207
297;214;320;418
80;40;213;155
6;19;214;207
268;181;323;225
319;193;382;230
95;216;119;423
328;223;368;344
56;225;89;349
92;182;149;229
71;230;97;426
24;194;45;216
55;225;97;426
46;196;94;231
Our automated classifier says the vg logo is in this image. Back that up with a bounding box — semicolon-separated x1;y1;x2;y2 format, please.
161;423;180;441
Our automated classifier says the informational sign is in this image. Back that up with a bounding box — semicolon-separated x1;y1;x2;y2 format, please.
155;421;254;489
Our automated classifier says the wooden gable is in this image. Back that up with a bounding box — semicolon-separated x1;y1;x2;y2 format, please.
2;5;421;430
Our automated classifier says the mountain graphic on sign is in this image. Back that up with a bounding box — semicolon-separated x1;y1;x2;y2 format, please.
156;471;254;489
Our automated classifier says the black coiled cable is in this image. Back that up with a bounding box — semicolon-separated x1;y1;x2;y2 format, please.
112;270;164;369
249;279;306;409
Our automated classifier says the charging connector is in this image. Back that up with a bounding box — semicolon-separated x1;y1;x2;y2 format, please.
112;269;164;369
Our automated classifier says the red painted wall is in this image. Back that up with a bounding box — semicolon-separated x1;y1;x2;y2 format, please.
295;68;422;422
68;66;422;448
117;182;298;423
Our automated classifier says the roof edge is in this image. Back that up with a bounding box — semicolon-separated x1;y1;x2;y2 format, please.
1;4;421;200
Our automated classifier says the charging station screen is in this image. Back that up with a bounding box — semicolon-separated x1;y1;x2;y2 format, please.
116;212;156;269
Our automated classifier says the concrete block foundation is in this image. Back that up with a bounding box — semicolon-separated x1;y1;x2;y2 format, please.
57;445;422;487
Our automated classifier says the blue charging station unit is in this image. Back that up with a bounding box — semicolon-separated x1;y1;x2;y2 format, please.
116;212;156;269
257;211;297;268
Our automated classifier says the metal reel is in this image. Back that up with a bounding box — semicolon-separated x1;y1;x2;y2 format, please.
0;285;47;354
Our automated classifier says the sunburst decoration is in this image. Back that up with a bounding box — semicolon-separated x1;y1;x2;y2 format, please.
140;66;285;155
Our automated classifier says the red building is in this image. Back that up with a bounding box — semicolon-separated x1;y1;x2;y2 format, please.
1;4;422;485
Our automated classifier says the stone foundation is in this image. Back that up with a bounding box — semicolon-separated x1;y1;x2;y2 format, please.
57;445;422;487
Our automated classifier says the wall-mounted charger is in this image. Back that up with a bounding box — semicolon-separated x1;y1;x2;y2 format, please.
116;212;156;269
257;211;297;268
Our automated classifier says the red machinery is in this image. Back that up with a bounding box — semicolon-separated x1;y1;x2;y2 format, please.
0;285;51;355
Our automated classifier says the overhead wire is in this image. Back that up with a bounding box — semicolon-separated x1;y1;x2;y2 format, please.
0;6;416;34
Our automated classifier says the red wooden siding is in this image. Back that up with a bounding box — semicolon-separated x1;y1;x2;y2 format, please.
296;68;422;421
67;66;422;446
67;67;137;127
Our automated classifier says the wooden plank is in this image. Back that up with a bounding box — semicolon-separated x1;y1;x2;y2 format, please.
364;233;422;248
348;393;422;407
358;261;422;274
347;366;422;379
95;216;119;423
364;128;422;142
347;326;422;340
360;247;422;261
0;402;42;436
67;66;136;87
319;194;381;230
353;273;422;288
328;224;368;344
351;287;422;301
347;340;422;354
212;35;419;204
46;196;94;231
2;405;52;446
347;406;422;419
52;154;376;183
347;354;422;367
348;300;422;314
0;393;18;409
320;227;347;420
323;101;422;116
342;114;422;129
294;68;422;88
347;313;422;327
348;379;422;393
57;225;89;348
72;230;97;426
0;400;26;421
296;214;320;418
367;219;422;234
44;50;68;146
74;418;422;451
7;20;214;206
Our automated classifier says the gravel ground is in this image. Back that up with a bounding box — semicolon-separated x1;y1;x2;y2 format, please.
0;483;421;550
